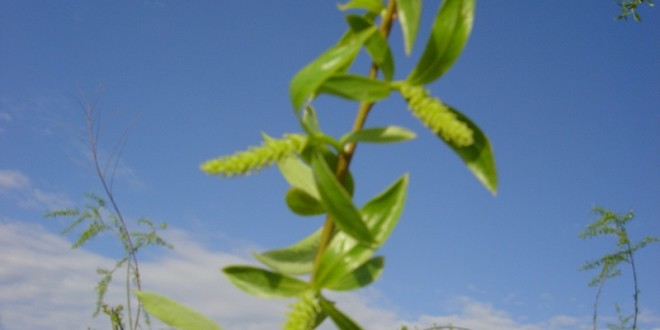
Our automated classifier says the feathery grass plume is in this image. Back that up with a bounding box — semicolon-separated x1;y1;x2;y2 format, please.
283;290;321;330
201;133;307;177
398;83;474;147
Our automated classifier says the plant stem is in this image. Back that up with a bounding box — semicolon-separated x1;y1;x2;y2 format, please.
625;238;639;330
312;0;398;283
82;95;143;330
592;278;604;330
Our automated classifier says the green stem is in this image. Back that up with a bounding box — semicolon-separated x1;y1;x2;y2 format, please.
311;0;398;283
625;238;639;330
592;278;604;330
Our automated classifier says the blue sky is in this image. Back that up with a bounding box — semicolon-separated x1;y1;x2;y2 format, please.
1;1;659;329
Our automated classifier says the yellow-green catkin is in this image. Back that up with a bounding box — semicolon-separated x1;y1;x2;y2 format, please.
200;133;307;176
283;291;321;330
398;83;474;147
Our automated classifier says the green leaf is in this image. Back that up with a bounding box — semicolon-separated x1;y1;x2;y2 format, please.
285;188;326;216
360;174;408;243
325;256;384;291
223;266;309;298
345;15;395;81
314;238;374;290
318;74;393;102
341;126;416;144
319;296;364;330
338;0;384;13
443;106;498;194
365;33;395;81
314;175;408;289
290;27;377;114
408;0;475;85
278;157;320;199
135;291;223;330
397;0;422;55
301;106;322;135
321;149;356;196
311;152;373;244
254;228;322;275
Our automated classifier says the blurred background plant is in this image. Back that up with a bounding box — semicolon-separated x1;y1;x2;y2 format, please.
45;89;171;330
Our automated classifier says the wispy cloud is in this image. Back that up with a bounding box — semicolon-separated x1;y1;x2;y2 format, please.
1;222;658;330
0;111;11;135
0;94;72;138
402;296;589;330
0;169;29;190
0;169;72;210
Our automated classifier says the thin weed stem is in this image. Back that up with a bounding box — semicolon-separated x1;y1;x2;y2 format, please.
80;89;143;330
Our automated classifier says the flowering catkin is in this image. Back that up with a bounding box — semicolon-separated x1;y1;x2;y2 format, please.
283;290;321;330
200;133;307;176
398;83;474;147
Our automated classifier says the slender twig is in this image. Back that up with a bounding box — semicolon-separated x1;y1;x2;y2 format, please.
592;278;605;330
624;232;639;329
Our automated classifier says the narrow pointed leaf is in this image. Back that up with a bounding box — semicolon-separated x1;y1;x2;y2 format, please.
223;266;308;298
301;106;322;135
314;236;375;290
364;33;395;81
319;296;365;330
314;175;408;288
254;228;322;275
299;147;356;196
338;0;384;13
442;106;497;194
318;74;393;102
290;27;377;113
325;256;384;291
135;291;223;330
346;15;395;80
278;157;319;199
341;126;416;144
285;188;326;216
397;0;422;55
408;0;475;85
312;153;373;244
361;173;408;242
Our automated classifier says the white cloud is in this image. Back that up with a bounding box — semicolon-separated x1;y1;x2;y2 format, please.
0;170;29;191
403;296;589;330
0;222;287;330
0;169;72;210
1;221;658;330
0;221;114;329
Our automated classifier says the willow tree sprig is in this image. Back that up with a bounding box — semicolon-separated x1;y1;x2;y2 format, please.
138;1;497;329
